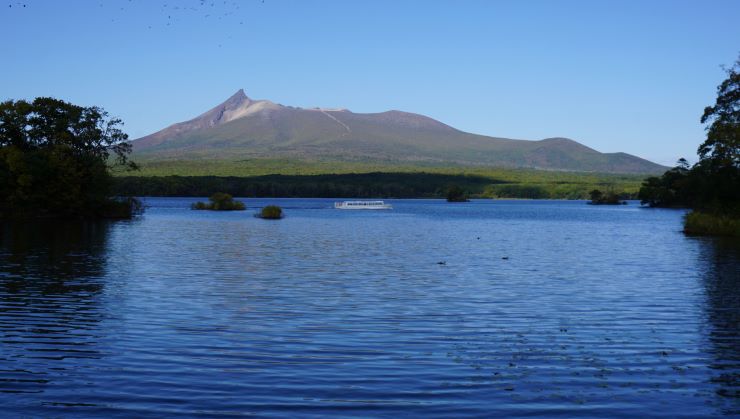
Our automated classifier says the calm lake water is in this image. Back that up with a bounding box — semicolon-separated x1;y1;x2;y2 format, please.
0;198;738;417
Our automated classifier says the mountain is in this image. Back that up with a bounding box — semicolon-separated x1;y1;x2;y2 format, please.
131;89;667;174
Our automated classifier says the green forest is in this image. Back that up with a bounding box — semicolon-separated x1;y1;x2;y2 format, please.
638;59;739;236
113;171;642;200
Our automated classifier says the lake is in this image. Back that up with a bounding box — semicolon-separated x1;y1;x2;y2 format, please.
1;198;738;417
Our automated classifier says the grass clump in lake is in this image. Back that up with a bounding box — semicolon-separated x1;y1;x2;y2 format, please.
684;211;740;237
191;192;245;211
257;205;283;219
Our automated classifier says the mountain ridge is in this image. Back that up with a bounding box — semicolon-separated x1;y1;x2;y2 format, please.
132;89;667;174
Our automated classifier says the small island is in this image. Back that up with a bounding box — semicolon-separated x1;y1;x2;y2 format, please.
588;189;627;205
446;185;470;202
191;193;246;211
257;205;284;219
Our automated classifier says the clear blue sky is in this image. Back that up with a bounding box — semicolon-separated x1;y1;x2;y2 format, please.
2;0;739;165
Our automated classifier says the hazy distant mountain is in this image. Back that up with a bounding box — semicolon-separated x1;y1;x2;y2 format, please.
132;89;666;174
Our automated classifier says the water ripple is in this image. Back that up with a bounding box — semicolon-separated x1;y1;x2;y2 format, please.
0;200;738;417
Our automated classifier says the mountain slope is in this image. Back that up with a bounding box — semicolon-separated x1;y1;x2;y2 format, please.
132;90;667;174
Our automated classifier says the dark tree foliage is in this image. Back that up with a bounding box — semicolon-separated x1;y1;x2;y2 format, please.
589;189;603;202
446;185;469;202
588;188;626;205
639;58;740;215
258;205;283;219
191;192;245;210
638;159;693;207
699;60;740;169
489;184;551;199
115;173;495;199
0;97;137;218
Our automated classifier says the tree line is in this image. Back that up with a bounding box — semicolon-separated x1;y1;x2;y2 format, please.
638;58;739;235
113;173;495;198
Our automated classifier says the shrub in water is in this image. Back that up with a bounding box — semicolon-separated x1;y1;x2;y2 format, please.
259;205;283;219
191;193;245;211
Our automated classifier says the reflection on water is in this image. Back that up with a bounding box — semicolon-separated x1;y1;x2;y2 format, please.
0;199;737;417
1;220;110;291
0;221;110;399
697;238;740;414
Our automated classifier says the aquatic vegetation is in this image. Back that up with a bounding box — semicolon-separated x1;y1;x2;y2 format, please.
191;192;245;211
684;211;740;237
257;205;283;219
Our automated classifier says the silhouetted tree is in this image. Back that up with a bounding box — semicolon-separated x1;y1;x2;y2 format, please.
446;185;469;202
699;59;740;169
0;97;138;218
588;188;624;205
639;57;739;235
638;159;692;207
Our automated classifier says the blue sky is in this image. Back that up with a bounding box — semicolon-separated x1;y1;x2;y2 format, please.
1;0;739;165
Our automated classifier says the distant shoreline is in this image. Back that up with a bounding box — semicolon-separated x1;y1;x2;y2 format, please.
114;172;643;201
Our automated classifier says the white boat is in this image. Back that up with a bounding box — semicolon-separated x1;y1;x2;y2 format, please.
334;200;392;210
